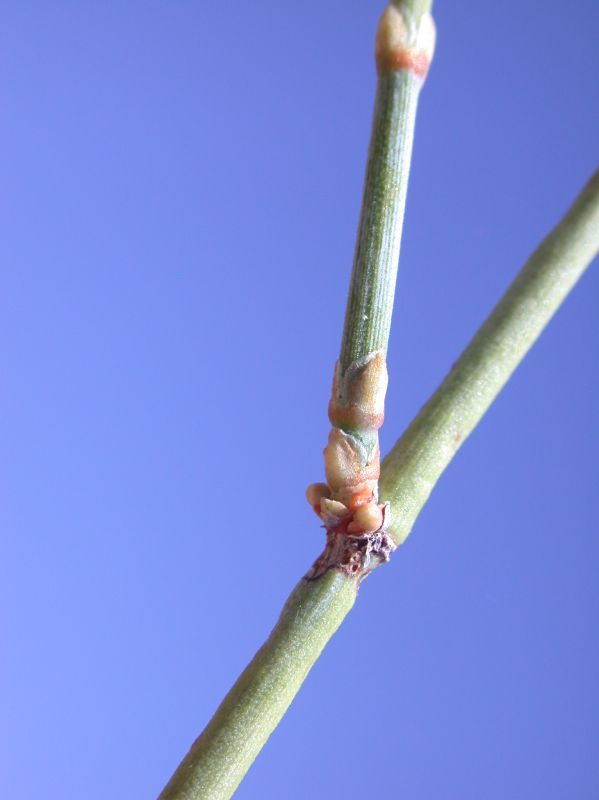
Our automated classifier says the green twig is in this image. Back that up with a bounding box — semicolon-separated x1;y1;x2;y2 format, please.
341;0;434;369
340;68;420;368
159;572;356;800
380;168;599;545
306;0;435;547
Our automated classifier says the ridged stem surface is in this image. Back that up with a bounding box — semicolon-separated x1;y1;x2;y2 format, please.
340;69;420;370
159;572;357;800
380;169;599;544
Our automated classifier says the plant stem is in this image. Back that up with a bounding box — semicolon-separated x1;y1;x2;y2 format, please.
158;572;357;800
340;0;435;369
159;170;599;800
161;4;435;797
339;70;420;369
307;0;435;545
380;168;599;545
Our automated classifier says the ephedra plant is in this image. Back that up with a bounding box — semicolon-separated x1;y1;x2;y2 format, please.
159;2;599;798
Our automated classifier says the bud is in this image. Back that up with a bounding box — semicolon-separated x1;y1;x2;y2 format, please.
305;482;331;512
328;353;388;431
375;4;436;81
320;498;350;520
347;503;384;534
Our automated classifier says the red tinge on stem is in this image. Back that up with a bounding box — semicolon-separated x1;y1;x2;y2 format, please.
375;4;436;81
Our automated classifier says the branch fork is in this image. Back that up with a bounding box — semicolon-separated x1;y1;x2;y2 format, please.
157;0;599;792
306;516;396;583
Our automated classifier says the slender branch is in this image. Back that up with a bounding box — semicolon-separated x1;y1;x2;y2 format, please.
159;170;599;800
380;168;599;545
159;571;357;800
339;21;432;369
339;65;418;369
306;0;435;553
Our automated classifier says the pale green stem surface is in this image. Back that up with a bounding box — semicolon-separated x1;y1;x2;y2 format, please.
159;571;357;800
340;69;420;371
380;168;599;545
338;0;431;467
340;0;434;370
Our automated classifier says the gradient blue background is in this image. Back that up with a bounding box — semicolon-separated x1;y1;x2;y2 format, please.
2;2;598;798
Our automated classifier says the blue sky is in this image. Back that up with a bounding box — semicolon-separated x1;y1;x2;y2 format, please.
2;2;598;798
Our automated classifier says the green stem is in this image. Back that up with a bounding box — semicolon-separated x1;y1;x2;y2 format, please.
313;0;435;539
159;171;599;800
340;0;432;370
380;169;599;544
158;572;356;800
340;69;421;369
159;6;435;795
